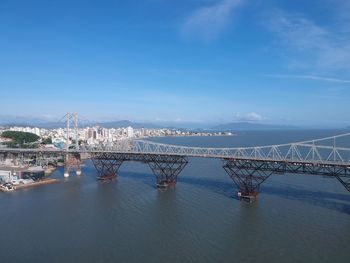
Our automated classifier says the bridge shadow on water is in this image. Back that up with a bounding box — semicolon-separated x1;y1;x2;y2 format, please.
178;176;236;199
118;171;156;189
180;176;350;214
118;171;235;197
119;171;350;214
184;177;350;214
261;185;350;215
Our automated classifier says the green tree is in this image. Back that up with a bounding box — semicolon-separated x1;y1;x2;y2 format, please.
1;131;40;148
42;137;52;144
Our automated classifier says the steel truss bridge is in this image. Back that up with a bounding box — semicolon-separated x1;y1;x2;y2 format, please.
1;132;350;200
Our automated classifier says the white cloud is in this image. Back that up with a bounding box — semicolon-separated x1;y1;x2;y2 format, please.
264;74;350;84
233;112;264;122
181;0;243;41
246;112;263;121
266;8;350;72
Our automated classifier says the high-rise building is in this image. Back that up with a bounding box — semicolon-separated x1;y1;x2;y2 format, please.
126;126;134;138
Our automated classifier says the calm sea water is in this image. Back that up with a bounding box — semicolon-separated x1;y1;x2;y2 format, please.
0;130;349;263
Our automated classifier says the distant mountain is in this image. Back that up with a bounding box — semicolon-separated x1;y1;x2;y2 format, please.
0;121;63;129
211;122;296;131
1;117;347;131
0;116;301;130
0;115;72;128
0;116;49;127
0;115;164;129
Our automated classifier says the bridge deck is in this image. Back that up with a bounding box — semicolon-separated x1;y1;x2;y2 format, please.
1;133;350;196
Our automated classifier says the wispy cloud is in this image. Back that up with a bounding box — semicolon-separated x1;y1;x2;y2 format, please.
265;8;350;71
264;74;350;84
181;0;243;41
233;112;265;122
148;68;216;74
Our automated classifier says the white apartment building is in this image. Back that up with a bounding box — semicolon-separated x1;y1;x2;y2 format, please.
126;126;134;138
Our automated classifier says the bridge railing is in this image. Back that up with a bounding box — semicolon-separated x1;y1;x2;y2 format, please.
1;133;350;166
78;133;350;165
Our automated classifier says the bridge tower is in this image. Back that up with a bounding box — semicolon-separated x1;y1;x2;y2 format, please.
63;113;81;177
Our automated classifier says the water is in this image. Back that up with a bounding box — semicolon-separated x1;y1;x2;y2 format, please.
0;130;349;263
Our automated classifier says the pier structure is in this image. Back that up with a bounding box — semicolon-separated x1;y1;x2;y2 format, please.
63;153;81;177
89;152;188;187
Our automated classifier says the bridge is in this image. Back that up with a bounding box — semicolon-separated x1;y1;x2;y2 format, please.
1;126;350;200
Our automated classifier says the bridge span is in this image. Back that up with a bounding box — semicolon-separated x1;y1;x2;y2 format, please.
1;132;350;201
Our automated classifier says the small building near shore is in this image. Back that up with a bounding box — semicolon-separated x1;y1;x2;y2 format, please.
22;166;45;181
0;166;45;184
0;170;12;183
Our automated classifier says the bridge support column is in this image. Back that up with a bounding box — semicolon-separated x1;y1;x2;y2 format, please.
90;153;125;180
0;153;5;165
64;153;81;178
11;153;19;166
76;153;82;176
335;175;350;192
147;155;188;188
223;159;273;201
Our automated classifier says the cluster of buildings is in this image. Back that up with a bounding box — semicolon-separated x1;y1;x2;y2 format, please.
1;126;232;147
0;125;231;189
0;166;45;185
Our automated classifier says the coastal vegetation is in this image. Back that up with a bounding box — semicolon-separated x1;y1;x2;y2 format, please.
41;137;52;144
1;131;39;148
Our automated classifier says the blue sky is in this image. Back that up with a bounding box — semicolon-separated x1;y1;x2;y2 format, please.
0;0;349;126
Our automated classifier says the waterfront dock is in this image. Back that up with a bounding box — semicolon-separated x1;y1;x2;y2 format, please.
14;178;59;190
0;178;59;192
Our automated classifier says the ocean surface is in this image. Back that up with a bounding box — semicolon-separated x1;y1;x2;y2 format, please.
0;130;349;263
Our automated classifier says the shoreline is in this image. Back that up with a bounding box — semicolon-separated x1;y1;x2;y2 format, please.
143;134;236;139
1;178;59;192
15;178;59;190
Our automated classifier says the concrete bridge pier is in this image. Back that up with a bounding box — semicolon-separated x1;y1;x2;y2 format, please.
64;153;81;178
90;153;125;180
223;159;273;201
64;163;69;178
0;152;6;164
147;155;188;188
11;153;19;166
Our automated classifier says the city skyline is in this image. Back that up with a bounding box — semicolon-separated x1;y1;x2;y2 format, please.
1;113;348;130
0;0;349;126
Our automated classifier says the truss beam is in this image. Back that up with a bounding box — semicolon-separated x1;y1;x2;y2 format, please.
223;158;350;200
335;174;350;192
90;153;125;180
147;155;188;187
223;159;274;201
